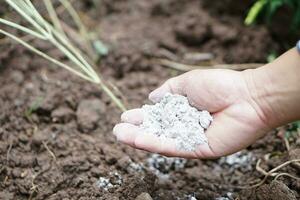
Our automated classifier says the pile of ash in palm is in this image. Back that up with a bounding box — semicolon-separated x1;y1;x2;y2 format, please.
140;93;213;151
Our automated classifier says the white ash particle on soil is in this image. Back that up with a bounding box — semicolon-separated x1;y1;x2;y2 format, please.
215;198;230;200
141;93;213;151
95;172;122;191
219;151;255;171
96;177;113;191
128;162;144;173
147;154;186;178
187;195;197;200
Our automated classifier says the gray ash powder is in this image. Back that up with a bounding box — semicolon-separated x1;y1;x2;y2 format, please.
141;93;213;151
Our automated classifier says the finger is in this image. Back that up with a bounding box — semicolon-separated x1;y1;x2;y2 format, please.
148;73;189;103
113;123;140;146
134;134;201;158
121;108;143;125
114;123;203;158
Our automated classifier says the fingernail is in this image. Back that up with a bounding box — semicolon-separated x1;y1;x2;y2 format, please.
113;124;128;142
113;124;120;137
120;112;127;122
149;89;162;103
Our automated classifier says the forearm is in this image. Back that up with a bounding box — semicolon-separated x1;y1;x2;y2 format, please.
245;48;300;128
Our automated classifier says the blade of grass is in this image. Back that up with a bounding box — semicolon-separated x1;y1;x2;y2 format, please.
0;28;95;83
0;18;46;39
58;0;96;60
6;0;48;36
18;0;100;82
58;0;88;39
245;0;267;25
101;83;127;112
43;0;67;38
2;0;126;111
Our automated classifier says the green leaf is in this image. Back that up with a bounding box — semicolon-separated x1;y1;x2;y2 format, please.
93;40;109;56
245;0;268;25
267;51;278;62
265;0;284;23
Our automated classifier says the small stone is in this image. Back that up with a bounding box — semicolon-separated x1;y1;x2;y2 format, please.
18;133;29;143
51;106;74;123
31;129;48;147
88;154;101;165
11;169;21;178
76;99;106;133
212;24;237;42
0;192;14;200
135;193;153;200
117;156;132;168
11;70;24;84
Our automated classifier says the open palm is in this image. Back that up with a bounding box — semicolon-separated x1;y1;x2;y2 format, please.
113;69;269;158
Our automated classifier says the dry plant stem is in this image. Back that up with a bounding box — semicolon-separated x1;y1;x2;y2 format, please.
56;0;76;15
7;0;95;78
108;81;129;107
0;0;126;111
59;0;96;60
284;137;290;151
248;159;300;188
59;21;93;63
267;159;300;175
100;83;127;112
6;141;12;164
0;18;46;39
44;0;95;62
274;172;300;181
0;29;94;82
4;0;97;81
157;58;264;71
43;0;67;38
42;141;57;161
256;159;271;176
59;0;88;40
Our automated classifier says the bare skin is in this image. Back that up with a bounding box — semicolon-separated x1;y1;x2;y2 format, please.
113;48;300;159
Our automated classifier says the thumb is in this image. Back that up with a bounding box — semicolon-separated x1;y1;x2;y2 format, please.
149;73;188;102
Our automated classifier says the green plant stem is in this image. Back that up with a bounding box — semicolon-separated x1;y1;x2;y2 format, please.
245;0;267;25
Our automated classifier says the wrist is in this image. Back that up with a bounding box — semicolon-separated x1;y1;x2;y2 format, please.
243;48;300;128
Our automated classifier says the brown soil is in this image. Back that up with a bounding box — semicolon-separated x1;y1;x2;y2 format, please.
0;0;299;200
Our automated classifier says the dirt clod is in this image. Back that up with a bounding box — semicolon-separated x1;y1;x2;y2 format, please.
254;181;297;200
135;192;153;200
31;128;48;147
76;99;106;132
51;106;74;123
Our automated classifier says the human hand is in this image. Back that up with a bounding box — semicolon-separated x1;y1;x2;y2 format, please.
113;69;271;158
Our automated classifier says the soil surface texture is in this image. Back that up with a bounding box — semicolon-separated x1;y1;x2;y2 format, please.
0;0;299;200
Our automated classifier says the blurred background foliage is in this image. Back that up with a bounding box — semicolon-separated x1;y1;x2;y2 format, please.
245;0;300;31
